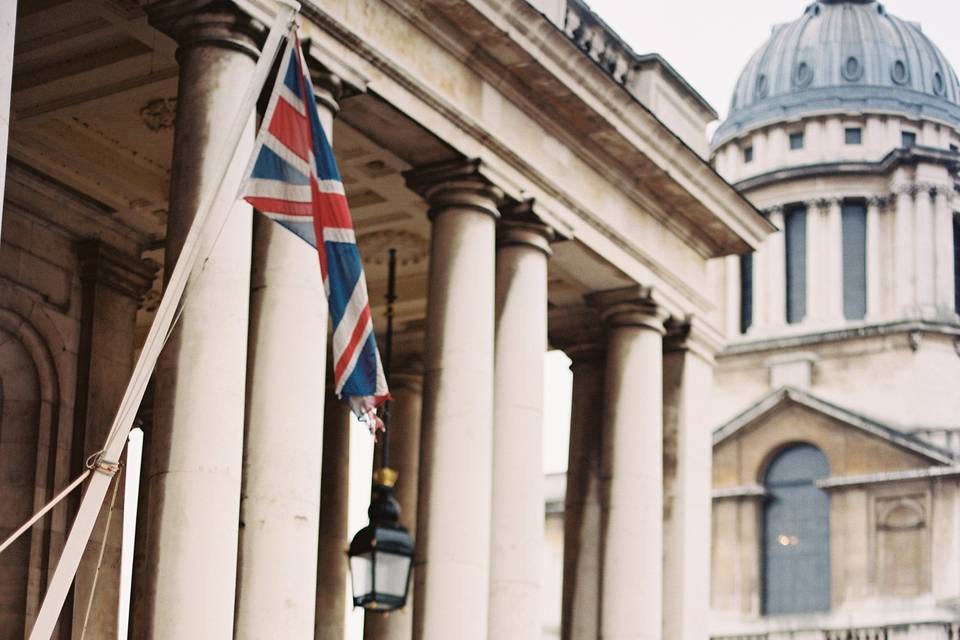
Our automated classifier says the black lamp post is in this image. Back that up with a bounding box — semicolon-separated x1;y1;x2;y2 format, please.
347;249;415;612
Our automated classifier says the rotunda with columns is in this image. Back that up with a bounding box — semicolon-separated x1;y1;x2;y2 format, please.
709;1;960;637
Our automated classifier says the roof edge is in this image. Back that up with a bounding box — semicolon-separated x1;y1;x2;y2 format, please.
712;386;956;465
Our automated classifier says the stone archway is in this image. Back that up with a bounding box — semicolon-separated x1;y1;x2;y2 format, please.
0;308;59;637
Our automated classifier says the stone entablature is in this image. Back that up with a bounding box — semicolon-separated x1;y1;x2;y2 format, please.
558;0;717;157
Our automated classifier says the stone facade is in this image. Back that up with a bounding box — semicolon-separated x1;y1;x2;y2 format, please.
708;2;960;639
0;0;767;639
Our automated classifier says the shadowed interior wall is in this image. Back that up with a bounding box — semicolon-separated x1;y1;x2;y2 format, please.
0;326;40;638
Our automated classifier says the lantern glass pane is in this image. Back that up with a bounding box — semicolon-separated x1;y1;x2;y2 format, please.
374;551;412;598
349;552;374;601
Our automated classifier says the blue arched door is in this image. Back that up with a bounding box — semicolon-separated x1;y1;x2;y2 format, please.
762;444;831;615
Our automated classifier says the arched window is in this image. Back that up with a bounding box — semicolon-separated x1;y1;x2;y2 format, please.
762;444;831;615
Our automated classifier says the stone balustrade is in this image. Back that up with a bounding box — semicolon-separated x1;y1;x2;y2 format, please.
713;622;960;640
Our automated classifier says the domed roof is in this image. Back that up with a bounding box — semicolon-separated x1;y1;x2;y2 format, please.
713;0;960;146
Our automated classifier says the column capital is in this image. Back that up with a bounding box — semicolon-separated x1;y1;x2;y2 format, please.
404;159;504;220
760;204;783;217
308;65;343;117
664;317;725;362
143;0;266;61
587;287;668;334
76;240;158;302
496;220;554;257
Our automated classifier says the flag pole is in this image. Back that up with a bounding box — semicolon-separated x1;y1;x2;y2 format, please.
28;3;300;637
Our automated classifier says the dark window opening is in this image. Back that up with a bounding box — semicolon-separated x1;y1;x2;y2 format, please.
789;132;805;150
902;131;917;148
844;127;862;145
841;201;868;320
950;144;958;153
762;444;831;615
740;253;754;334
744;146;754;163
954;213;960;314
784;206;807;324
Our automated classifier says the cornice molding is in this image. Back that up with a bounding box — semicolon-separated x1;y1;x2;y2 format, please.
403;158;504;220
736;145;960;193
142;0;266;60
299;0;768;319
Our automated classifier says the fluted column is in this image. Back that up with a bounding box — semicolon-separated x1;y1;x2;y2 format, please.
488;216;553;639
592;289;668;640
866;197;883;320
315;391;352;640
825;198;844;322
915;186;936;315
138;3;261;635
751;237;767;329
933;188;956;317
893;186;915;317
364;365;424;640
554;318;605;640
404;160;502;640
662;320;720;640
234;63;340;640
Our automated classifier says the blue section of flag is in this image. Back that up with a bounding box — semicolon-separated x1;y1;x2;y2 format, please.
251;145;310;184
240;34;389;430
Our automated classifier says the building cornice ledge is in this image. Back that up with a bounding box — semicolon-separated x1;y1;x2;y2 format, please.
721;319;960;357
360;0;772;255
818;466;960;490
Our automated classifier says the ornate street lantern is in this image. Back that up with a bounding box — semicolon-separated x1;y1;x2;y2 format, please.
347;249;415;612
347;468;415;610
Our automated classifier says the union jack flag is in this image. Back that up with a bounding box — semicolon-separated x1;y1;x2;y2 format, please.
241;33;389;430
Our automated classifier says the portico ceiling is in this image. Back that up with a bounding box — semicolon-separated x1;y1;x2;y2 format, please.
9;0;617;339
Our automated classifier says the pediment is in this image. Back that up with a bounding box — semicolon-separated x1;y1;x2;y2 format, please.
712;387;953;487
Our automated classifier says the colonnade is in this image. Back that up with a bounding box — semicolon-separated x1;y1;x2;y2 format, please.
733;184;956;339
121;3;720;639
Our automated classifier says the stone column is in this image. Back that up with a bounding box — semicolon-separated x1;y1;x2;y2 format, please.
235;213;328;638
138;3;261;636
364;365;424;640
234;63;340;640
404;160;502;640
751;238;766;330
825;198;844;322
804;199;824;324
68;242;154;638
315;391;351;640
932;188;956;317
553;316;605;640
488;216;553;640
724;255;740;338
662;320;720;640
893;187;915;317
931;479;960;604
914;186;936;315
866;197;883;320
592;289;668;640
0;0;14;234
766;208;786;331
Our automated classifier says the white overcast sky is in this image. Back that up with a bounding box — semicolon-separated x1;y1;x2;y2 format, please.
583;0;960;124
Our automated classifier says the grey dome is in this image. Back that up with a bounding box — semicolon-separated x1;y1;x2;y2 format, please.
713;0;960;146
